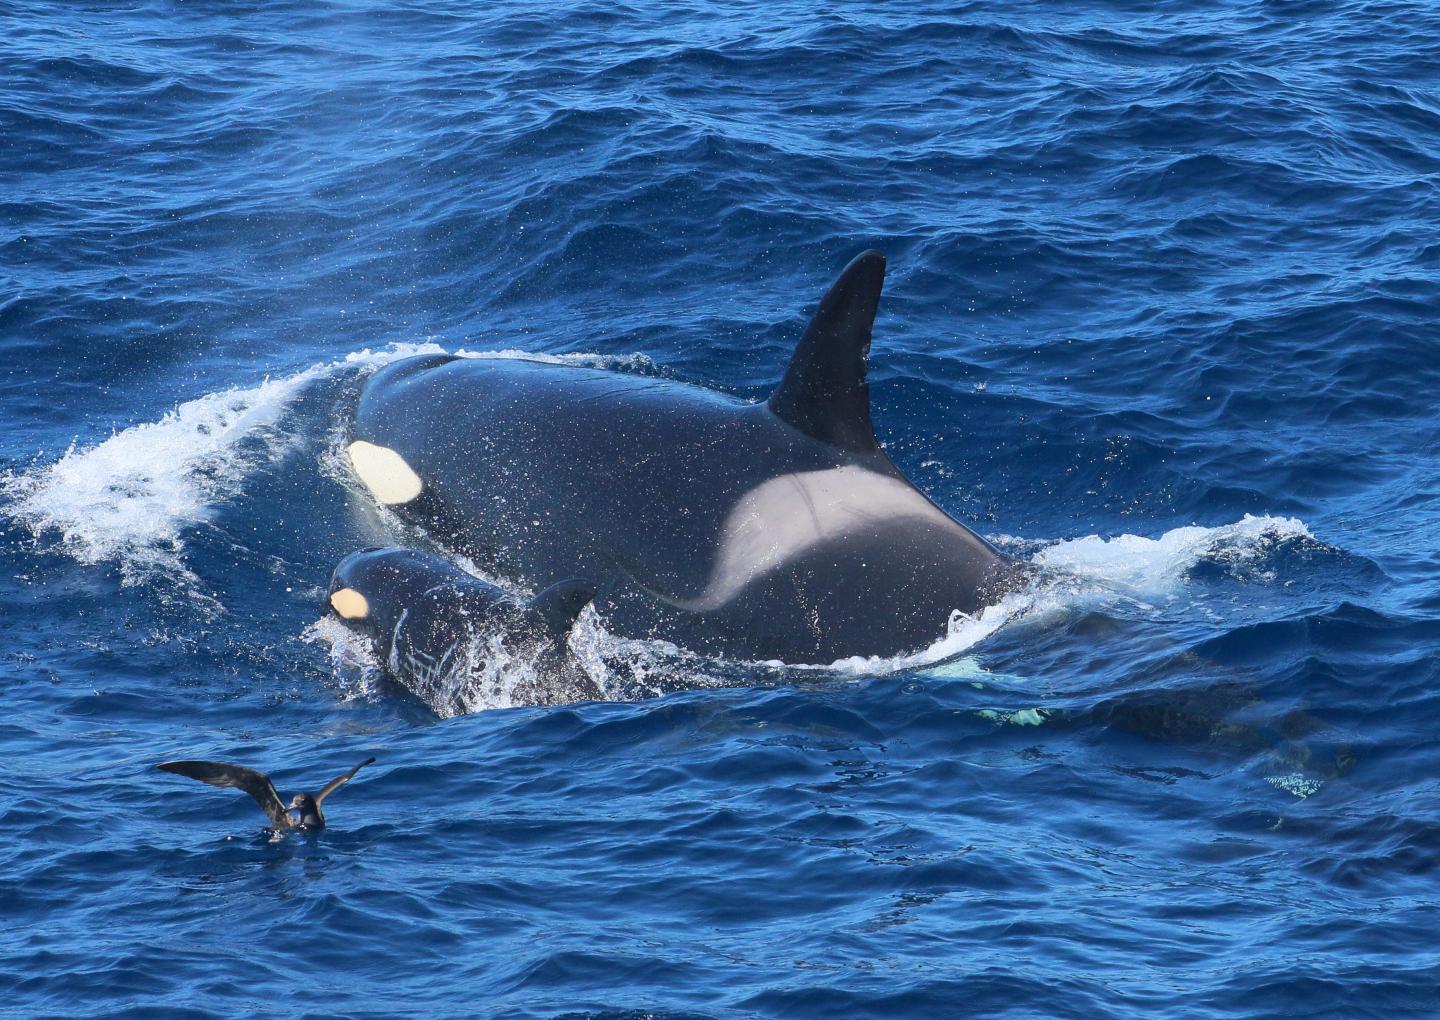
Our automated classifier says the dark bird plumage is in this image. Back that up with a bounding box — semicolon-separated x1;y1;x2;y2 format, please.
157;756;376;831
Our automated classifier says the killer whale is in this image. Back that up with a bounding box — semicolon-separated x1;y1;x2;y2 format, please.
347;251;1016;663
328;546;599;710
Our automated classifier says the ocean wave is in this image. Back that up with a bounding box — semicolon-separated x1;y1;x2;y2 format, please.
1;344;438;586
1032;514;1313;592
819;513;1317;677
5;0;1438;1008
0;345;653;588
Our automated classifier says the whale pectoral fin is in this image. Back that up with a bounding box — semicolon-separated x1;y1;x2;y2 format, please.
529;578;598;641
768;249;885;453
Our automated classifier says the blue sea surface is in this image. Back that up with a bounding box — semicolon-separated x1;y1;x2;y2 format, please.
3;1;1439;1016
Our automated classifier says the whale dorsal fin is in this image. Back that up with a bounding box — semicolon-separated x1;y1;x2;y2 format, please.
768;250;886;453
529;578;597;640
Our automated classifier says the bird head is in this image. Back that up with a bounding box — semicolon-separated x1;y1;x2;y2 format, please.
289;793;322;826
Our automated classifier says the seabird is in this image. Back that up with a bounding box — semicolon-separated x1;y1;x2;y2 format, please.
156;756;376;831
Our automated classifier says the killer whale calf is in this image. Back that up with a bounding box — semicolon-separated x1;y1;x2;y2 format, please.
156;756;375;831
329;546;600;710
347;250;1018;663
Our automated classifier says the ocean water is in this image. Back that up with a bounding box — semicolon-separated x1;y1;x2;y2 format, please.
3;0;1439;1015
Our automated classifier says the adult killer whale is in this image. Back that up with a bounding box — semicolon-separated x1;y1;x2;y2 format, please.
347;251;1016;663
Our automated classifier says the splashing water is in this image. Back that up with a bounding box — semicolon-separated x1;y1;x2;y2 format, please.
308;514;1320;713
0;346;653;587
302;613;388;702
3;345;1326;708
1032;514;1314;592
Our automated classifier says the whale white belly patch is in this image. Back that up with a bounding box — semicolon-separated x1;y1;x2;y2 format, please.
671;465;951;612
348;441;423;505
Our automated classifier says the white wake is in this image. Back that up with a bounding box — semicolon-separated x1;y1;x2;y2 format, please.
0;344;652;586
814;515;1313;676
1;344;1319;717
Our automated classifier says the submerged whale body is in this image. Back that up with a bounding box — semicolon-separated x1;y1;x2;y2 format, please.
348;251;1015;663
329;547;599;710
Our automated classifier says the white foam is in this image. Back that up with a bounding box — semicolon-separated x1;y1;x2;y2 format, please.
1;344;429;584
1032;514;1312;594
563;605;728;702
0;344;652;587
400;629;544;717
796;513;1315;676
978;706;1050;726
4;371;312;586
813;596;1024;677
428;622;657;717
301;613;388;702
1266;772;1323;800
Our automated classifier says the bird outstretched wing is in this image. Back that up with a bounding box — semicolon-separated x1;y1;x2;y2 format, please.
157;760;291;828
316;756;377;805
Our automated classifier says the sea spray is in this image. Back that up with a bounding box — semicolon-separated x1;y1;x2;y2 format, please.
0;345;655;587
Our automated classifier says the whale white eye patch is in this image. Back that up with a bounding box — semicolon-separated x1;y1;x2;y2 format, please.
329;588;370;619
347;441;423;505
